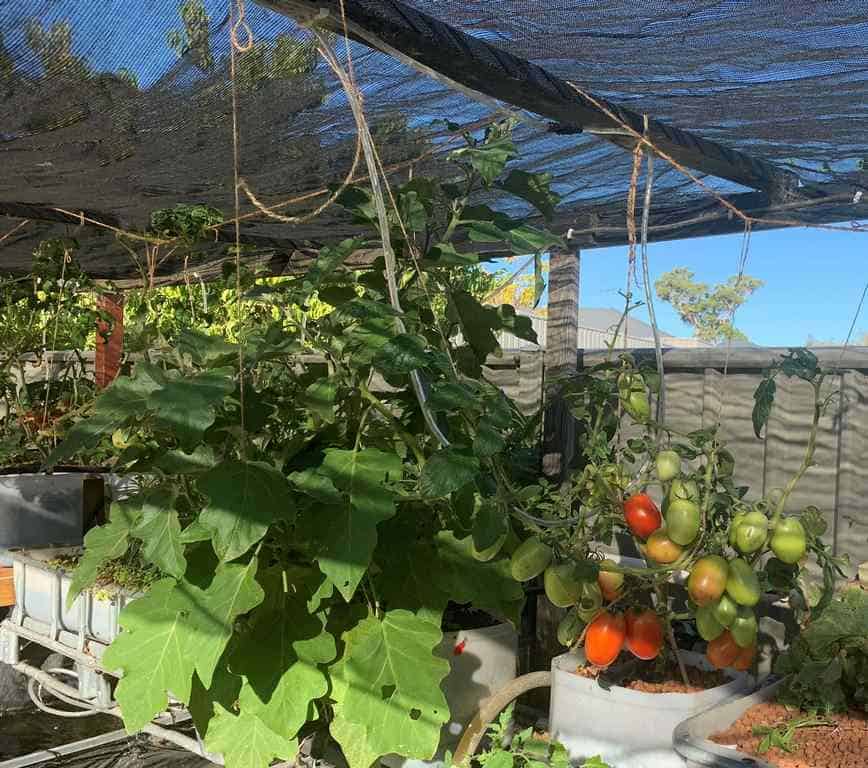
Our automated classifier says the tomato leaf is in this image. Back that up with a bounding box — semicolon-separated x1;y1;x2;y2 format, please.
496;169;559;220
420;448;480;498
752;376;777;438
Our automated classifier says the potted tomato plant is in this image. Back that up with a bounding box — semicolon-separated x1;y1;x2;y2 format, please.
503;350;842;768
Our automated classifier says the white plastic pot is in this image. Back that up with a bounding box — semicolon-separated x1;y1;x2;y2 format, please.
549;650;753;768
672;677;785;768
381;621;518;768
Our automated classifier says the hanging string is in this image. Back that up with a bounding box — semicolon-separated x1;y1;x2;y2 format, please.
836;279;868;371
229;0;247;444
0;219;31;245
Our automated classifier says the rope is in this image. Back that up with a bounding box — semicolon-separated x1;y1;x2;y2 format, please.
640;150;665;433
229;0;246;443
312;29;449;447
0;218;31;245
567;83;867;236
836;279;868;371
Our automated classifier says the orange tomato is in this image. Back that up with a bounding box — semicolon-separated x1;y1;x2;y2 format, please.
688;556;729;607
623;493;662;539
731;643;756;671
625;609;664;660
597;561;624;602
706;630;741;670
645;529;684;564
584;611;626;668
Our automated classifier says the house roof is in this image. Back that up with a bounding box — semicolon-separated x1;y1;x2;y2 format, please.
578;308;674;340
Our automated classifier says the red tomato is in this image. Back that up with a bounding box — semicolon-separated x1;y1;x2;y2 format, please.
584;611;626;668
625;609;664;660
623;493;662;539
706;630;741;670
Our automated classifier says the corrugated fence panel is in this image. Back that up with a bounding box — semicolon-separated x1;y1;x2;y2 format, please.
834;371;868;571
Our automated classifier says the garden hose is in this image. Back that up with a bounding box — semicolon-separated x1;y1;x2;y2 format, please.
452;671;552;765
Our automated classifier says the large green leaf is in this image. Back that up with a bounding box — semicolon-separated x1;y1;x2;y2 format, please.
450;290;500;360
314;448;403;600
375;334;434;375
66;497;143;606
303;379;337;423
155;445;217;474
185;559;265;688
329;610;450;768
496;169;559;220
197;460;294;562
131;490;186;579
419;448;480;498
451;133;517;184
149;370;234;450
234;569;336;739
46;369;162;466
102;578;200;731
204;706;296;768
104;561;264;731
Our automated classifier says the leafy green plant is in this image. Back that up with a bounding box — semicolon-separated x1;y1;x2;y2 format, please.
472;705;610;768
774;586;868;713
49;123;561;768
751;714;836;754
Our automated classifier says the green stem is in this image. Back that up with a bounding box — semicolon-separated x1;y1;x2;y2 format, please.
772;376;824;525
359;382;425;465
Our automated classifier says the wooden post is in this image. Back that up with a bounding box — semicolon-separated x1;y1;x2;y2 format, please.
542;248;580;480
95;293;124;389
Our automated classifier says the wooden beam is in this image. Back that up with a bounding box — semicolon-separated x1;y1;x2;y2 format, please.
542;247;580;480
259;0;798;198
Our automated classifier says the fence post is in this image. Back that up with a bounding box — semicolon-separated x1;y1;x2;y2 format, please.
542;247;580;480
95;293;124;390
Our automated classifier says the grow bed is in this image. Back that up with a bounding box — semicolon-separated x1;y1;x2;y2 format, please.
709;701;867;768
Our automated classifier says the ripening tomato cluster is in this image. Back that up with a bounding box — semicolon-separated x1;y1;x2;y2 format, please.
584;608;664;667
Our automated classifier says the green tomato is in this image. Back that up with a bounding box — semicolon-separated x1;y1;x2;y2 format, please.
656;450;681;482
730;606;758;649
575;580;603;622
472;531;507;562
734;510;769;555
712;594;738;628
770;517;807;564
726;558;761;607
624;391;651;422
728;511;747;547
670;477;700;503
695;603;726;642
666;498;701;546
510;537;553;582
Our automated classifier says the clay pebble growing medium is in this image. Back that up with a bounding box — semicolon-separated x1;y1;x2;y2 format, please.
711;701;868;768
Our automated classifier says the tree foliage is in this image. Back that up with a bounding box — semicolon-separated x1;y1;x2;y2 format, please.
654;267;763;343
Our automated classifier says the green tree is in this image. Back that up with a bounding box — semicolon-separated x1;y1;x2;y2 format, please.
655;267;762;343
167;0;213;71
25;20;90;80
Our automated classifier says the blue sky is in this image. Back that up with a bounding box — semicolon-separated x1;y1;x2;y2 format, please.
572;226;868;346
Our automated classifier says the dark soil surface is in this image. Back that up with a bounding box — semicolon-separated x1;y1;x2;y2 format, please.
711;701;868;768
573;655;731;693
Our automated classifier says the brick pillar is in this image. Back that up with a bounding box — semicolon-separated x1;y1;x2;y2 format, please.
95;293;124;389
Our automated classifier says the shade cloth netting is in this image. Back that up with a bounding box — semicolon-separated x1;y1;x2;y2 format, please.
0;0;866;281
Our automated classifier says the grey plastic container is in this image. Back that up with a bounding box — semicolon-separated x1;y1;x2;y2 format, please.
673;678;785;768
2;547;137;657
0;473;105;564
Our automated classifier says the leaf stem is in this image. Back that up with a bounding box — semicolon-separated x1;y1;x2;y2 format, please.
359;381;425;465
772;375;824;525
